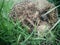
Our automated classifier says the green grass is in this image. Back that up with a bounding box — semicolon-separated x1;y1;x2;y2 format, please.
0;0;60;45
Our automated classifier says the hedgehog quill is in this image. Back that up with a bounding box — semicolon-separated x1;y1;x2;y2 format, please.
9;0;58;37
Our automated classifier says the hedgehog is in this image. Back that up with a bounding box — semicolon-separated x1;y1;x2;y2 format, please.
9;0;58;35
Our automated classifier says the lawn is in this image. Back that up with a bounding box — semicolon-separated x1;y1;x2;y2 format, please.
0;0;60;45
